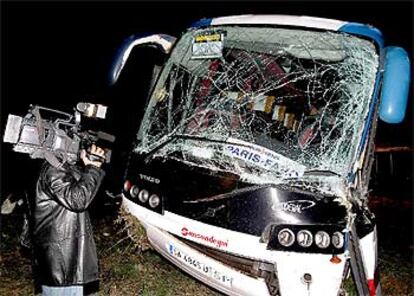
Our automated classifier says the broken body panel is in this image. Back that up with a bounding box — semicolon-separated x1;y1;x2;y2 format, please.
117;15;410;296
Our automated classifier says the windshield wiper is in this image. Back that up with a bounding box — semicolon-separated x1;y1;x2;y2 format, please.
303;169;341;177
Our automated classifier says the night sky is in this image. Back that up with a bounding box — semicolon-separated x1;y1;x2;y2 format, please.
1;1;413;197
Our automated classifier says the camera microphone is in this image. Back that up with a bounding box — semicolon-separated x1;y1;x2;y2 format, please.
76;103;108;119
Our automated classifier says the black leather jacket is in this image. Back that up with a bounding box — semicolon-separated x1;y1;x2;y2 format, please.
32;161;105;286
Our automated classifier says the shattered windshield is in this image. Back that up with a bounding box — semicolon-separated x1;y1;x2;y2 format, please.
135;26;379;182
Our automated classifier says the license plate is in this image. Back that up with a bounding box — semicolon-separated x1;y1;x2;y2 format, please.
168;243;233;287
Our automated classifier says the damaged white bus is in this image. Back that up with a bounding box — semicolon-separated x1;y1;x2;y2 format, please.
111;15;411;296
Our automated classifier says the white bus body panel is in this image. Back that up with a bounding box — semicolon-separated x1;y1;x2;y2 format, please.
123;197;347;296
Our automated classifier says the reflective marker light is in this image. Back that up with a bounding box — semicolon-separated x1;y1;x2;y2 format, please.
130;185;139;198
332;232;344;249
123;180;132;192
278;228;295;247
315;231;330;249
330;255;342;264
149;194;160;208
297;230;313;247
138;189;149;203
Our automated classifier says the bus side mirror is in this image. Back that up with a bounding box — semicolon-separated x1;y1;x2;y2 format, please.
108;33;176;86
379;46;411;124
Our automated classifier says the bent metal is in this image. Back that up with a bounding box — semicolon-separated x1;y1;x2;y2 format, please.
117;15;411;296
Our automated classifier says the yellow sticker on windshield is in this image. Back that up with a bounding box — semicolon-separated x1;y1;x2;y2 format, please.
195;33;222;43
192;32;224;59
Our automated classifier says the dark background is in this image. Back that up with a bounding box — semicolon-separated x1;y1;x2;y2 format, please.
1;1;413;199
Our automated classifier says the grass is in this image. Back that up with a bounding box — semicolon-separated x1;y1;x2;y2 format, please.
95;213;219;296
377;248;413;295
0;216;34;296
0;196;412;296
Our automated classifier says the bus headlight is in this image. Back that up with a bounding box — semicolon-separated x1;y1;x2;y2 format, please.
149;194;160;208
332;232;344;249
138;189;149;203
315;231;330;249
297;230;313;247
129;185;139;198
278;228;295;247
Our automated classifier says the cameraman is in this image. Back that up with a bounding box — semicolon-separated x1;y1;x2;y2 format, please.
31;144;106;296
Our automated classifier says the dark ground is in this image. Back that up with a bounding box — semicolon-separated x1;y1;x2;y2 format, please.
0;191;412;296
1;1;413;295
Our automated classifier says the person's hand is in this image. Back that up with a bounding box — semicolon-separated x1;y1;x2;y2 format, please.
81;144;105;168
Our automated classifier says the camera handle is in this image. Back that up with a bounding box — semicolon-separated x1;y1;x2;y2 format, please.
44;151;66;168
33;106;67;169
86;150;106;164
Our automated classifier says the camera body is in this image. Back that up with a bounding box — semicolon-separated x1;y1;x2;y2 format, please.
3;103;115;167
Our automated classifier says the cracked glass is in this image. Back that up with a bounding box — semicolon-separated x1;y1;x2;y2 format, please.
134;26;379;187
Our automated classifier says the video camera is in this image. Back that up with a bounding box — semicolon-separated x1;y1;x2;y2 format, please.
3;103;115;168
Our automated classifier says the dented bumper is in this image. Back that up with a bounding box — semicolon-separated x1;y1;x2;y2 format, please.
123;197;348;296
